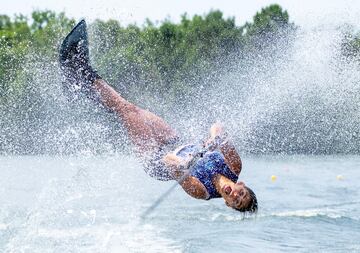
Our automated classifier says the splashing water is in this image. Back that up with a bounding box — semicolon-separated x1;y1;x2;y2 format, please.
180;24;360;154
2;18;360;155
1;15;360;252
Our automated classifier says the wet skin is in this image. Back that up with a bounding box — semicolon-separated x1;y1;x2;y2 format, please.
221;181;251;210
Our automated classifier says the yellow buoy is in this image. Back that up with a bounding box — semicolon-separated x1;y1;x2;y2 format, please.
271;175;277;182
336;175;344;181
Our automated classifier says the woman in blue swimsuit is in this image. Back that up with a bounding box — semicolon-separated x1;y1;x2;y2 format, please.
59;20;257;213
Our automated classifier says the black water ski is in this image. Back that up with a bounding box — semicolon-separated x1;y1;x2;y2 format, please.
59;20;89;68
59;20;99;101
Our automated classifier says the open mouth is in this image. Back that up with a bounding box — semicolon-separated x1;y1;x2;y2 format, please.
223;185;232;195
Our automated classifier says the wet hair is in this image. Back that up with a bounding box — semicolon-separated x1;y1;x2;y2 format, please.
234;186;258;213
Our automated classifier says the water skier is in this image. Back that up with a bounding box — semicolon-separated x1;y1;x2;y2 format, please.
59;20;257;213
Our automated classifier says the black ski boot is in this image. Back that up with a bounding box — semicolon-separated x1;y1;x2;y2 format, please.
59;20;100;99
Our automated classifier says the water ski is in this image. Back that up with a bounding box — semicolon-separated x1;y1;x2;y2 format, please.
59;20;99;100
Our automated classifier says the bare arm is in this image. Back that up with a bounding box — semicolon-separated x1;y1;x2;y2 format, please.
179;176;209;199
205;123;242;176
218;140;242;175
162;153;209;199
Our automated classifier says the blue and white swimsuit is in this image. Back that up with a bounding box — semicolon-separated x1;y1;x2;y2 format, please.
145;143;238;199
175;144;238;199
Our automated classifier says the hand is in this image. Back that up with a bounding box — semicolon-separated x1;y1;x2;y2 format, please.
204;123;228;150
162;153;191;179
170;156;194;180
170;165;188;179
209;122;225;140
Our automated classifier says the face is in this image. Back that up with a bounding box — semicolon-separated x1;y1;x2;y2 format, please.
221;181;251;210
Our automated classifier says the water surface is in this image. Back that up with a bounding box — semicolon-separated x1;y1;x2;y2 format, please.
0;155;359;252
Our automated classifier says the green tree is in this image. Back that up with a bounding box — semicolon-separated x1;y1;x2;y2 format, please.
242;4;295;53
0;6;297;154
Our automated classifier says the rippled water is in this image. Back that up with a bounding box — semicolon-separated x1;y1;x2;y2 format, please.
0;155;359;252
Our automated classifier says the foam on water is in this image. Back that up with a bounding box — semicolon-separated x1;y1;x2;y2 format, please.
5;223;182;253
0;224;8;230
273;209;342;218
1;156;182;253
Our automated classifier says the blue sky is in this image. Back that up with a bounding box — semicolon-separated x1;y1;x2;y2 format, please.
2;0;360;27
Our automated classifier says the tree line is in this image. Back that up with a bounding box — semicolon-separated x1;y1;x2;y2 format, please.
0;5;293;106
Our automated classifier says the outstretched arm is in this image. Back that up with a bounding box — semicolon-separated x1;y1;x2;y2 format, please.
205;123;242;176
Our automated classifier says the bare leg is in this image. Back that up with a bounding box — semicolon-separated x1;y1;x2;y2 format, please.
93;79;178;152
59;20;177;153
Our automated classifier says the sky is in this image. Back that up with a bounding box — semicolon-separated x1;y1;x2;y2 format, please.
2;0;360;28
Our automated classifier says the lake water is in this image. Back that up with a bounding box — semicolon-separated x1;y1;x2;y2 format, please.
0;155;359;252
